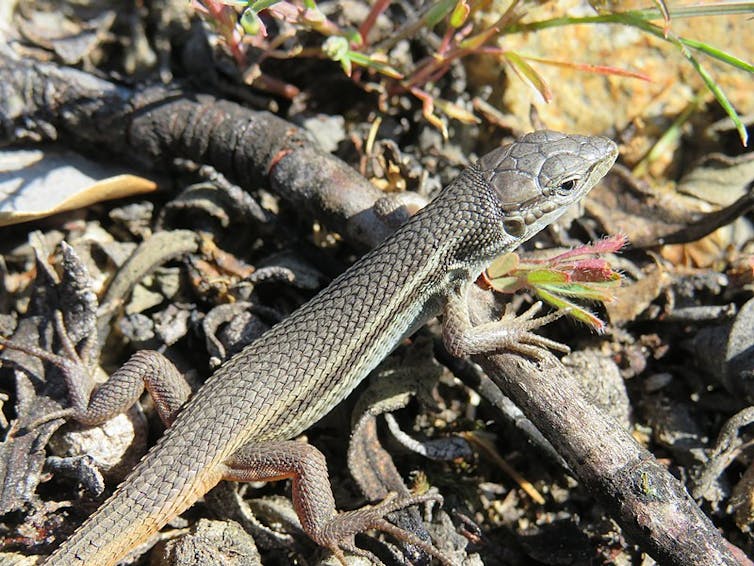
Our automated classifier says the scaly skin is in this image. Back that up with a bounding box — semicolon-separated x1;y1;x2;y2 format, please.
42;131;617;565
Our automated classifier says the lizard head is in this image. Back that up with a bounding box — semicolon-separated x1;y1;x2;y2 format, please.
476;130;618;245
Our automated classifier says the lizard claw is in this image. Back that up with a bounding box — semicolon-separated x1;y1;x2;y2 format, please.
497;301;571;359
444;296;570;362
316;492;455;565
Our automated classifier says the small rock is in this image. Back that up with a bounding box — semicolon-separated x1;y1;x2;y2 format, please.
153;518;261;566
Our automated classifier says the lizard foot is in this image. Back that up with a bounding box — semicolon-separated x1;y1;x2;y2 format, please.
1;310;190;430
0;311;87;429
493;301;571;359
444;297;570;362
316;492;455;565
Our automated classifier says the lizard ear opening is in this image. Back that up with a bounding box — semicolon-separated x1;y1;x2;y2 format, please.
503;217;526;237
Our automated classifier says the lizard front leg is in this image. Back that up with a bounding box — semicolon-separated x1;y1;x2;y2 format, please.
221;440;455;565
442;283;570;360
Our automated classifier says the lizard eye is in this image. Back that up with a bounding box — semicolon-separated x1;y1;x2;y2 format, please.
559;178;577;192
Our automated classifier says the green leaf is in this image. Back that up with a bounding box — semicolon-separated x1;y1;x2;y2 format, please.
681;46;748;146
535;288;605;331
681;37;754;73
344;28;363;46
537;281;617;302
322;35;349;60
504;52;553;103
423;0;457;28
526;269;569;285
348;51;404;79
459;26;499;51
487;276;524;294
487;252;519;279
250;0;280;10
449;1;470;28
240;8;262;35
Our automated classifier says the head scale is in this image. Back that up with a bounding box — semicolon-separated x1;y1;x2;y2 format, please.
476;130;618;245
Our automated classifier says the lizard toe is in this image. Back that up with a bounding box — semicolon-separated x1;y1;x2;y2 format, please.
316;493;455;565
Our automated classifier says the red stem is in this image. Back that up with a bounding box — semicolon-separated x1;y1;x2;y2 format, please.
359;0;392;47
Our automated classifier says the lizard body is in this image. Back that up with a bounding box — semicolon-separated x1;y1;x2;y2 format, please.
38;130;617;564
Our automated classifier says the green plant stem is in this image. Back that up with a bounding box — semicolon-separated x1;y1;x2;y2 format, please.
504;12;751;72
504;11;751;145
633;96;700;177
632;3;754;19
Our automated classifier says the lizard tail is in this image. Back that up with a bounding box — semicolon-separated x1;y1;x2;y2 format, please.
43;436;226;566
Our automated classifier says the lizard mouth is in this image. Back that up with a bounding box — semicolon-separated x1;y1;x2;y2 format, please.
502;197;559;225
523;199;559;225
502;201;557;237
502;191;582;239
531;196;564;224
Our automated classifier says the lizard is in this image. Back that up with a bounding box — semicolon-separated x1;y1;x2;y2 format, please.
3;130;617;565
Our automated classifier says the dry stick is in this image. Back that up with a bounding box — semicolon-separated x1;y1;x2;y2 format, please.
477;351;743;566
0;51;400;250
0;53;742;565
